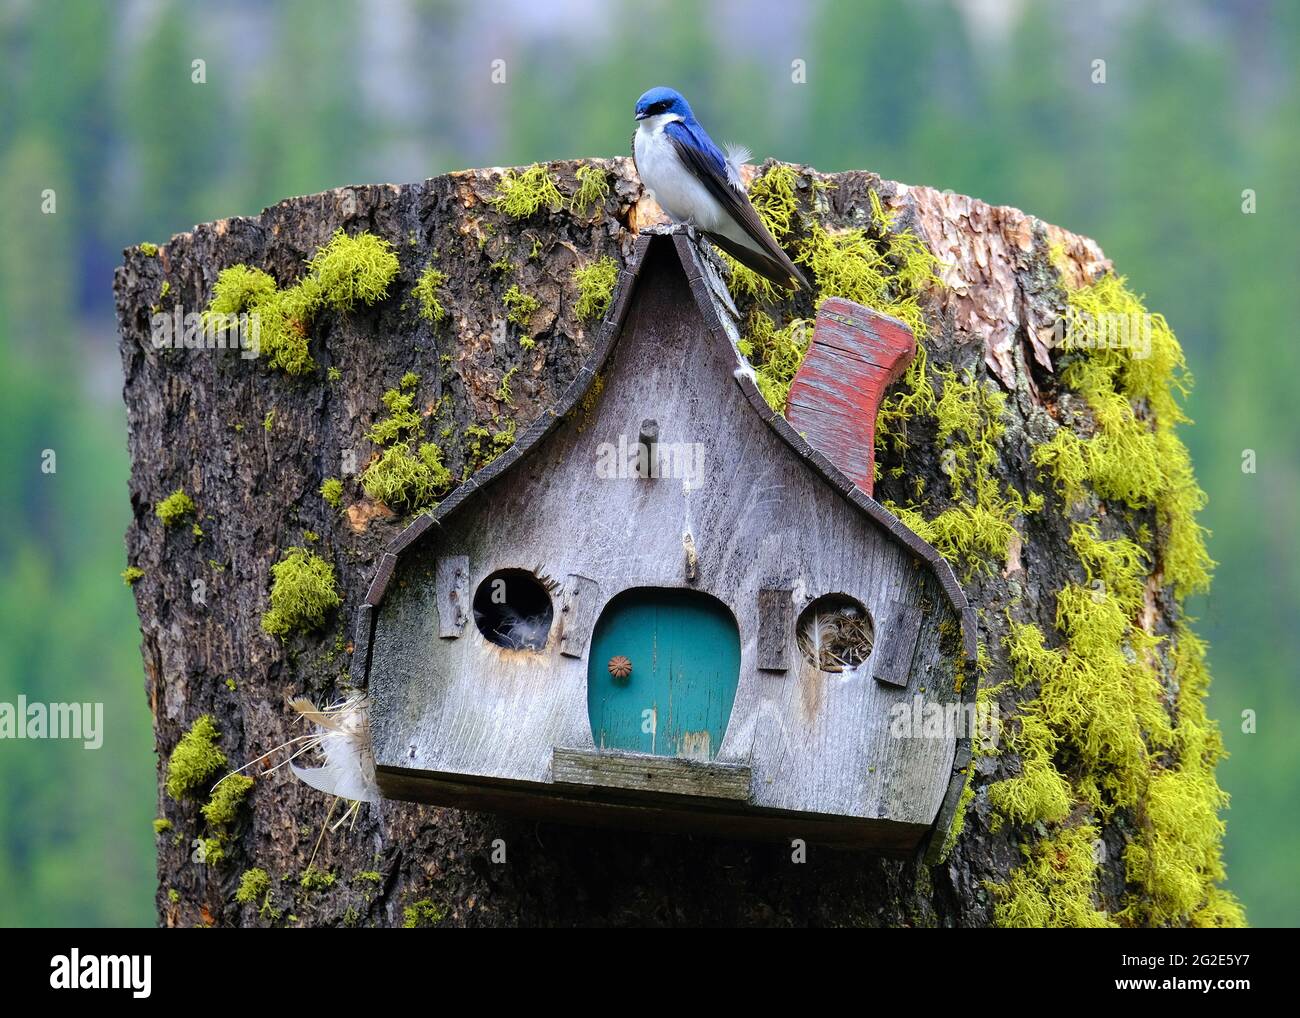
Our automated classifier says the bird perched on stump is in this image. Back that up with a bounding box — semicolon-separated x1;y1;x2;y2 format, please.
632;85;809;292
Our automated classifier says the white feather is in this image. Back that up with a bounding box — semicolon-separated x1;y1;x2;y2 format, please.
722;143;750;190
287;694;380;804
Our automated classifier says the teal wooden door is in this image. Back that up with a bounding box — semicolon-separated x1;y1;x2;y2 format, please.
587;588;741;760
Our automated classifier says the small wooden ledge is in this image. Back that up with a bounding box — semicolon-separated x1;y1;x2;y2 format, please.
552;747;752;801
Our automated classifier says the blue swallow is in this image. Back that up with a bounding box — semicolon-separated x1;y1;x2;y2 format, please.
632;86;809;291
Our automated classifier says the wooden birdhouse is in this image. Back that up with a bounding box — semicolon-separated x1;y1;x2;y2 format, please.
355;233;976;859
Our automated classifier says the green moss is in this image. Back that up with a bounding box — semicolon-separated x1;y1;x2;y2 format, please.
224;677;237;691
299;866;335;891
360;442;452;510
260;548;342;638
235;867;271;905
502;284;539;328
165;714;226;800
199;838;226;866
402;899;445;927
139;242;159;257
202;231;397;378
367;386;422;444
355;870;382;884
414;266;447;323
570;163;610;214
491;163;563;218
121;566;145;586
320;477;344;509
152;818;172;835
400;371;420;390
495;365;519;406
572;256;618;321
262;409;275;432
167;888;179;904
155;488;195;526
201;774;255;827
308;229;400;311
327;366;342;382
206;264;277;316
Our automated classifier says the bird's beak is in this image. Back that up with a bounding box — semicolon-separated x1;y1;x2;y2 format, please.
634;111;649;121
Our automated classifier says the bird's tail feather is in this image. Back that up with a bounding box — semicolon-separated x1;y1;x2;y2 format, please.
705;229;810;291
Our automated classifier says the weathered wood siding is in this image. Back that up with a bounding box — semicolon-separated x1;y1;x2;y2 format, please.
369;239;966;836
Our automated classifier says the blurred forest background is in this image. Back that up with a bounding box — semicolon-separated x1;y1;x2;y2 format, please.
0;0;1295;927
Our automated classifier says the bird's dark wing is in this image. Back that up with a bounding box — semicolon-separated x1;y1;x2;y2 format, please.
664;119;809;291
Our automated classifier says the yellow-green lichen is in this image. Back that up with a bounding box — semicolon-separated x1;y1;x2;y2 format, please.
989;824;1116;928
719;163;801;305
502;284;539;328
121;566;145;586
260;547;341;638
414;266;447;323
884;370;1041;578
492;163;563;218
1042;272;1213;598
738;312;810;413
165;714;226;800
320;477;344;509
570;164;610;214
731;174;941;420
201;774;254;827
139;242;159;257
152;817;172;835
572;256;618;321
155;488;195;527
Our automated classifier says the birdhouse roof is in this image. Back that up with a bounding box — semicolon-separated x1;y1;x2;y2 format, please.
361;232;975;658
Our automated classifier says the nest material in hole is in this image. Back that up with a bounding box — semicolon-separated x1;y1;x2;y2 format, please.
797;602;874;672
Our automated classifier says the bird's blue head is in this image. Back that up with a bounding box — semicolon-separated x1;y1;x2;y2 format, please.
634;86;693;122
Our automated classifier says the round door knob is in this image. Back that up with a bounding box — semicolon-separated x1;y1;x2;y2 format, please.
608;655;632;679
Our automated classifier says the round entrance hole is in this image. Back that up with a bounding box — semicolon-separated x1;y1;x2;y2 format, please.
796;594;874;673
472;569;553;650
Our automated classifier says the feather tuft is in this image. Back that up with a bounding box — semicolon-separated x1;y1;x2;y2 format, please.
287;694;380;803
722;143;750;190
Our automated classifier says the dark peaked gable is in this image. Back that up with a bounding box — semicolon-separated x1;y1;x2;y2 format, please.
354;231;975;677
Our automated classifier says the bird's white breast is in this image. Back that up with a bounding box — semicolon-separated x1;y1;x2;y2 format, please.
634;115;726;232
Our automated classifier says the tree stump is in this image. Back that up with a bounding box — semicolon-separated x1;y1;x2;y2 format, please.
114;157;1241;927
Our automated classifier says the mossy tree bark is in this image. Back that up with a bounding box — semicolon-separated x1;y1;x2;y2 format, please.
115;157;1238;927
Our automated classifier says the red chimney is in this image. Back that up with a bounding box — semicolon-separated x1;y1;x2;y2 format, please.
784;298;917;497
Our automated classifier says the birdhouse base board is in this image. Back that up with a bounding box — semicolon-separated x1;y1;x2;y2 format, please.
376;764;928;854
552;747;751;801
